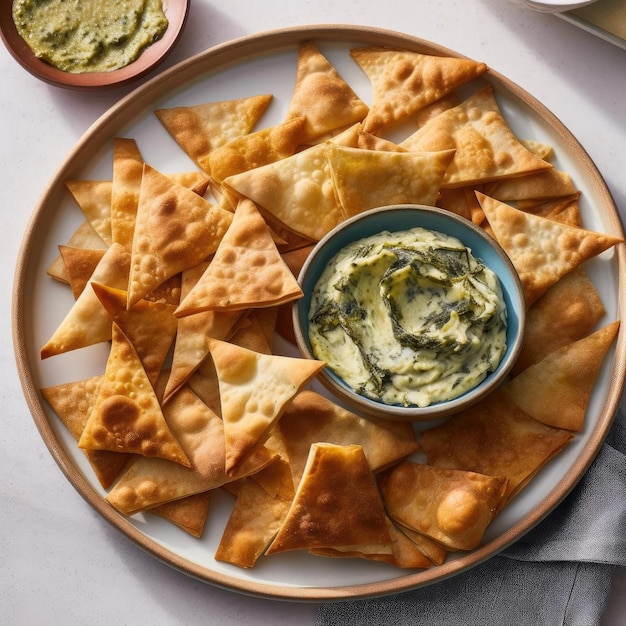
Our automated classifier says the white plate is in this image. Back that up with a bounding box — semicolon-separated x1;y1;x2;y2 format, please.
12;25;626;601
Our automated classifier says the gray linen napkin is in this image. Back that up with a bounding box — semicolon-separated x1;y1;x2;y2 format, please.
317;408;626;626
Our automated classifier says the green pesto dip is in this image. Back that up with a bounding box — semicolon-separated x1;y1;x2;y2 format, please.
308;227;508;408
12;0;168;73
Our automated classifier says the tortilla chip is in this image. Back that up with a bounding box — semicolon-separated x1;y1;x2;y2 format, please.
278;389;420;484
517;193;583;228
476;192;623;306
58;246;106;299
510;267;606;376
395;523;448;566
223;142;343;241
41;242;131;359
65;179;113;245
175;199;304;315
349;46;488;133
207;338;325;475
154;94;273;165
326;144;455;216
379;461;507;551
149;491;211;537
483;168;577;203
284;42;369;143
41;376;129;489
420;388;574;503
127;164;234;308
401;86;553;188
78;323;190;466
502;321;620;431
266;443;392;555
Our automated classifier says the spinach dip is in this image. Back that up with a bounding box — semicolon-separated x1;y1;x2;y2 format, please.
308;227;508;408
12;0;168;73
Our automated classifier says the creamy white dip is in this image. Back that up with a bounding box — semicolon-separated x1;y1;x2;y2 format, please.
308;227;508;407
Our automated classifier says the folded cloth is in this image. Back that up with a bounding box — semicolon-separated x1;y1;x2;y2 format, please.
317;408;626;626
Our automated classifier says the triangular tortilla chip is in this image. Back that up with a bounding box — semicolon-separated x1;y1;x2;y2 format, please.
401;86;553;188
516;193;583;228
78;323;190;467
420;388;574;503
41;242;130;359
483;168;577;203
65;179;113;245
395;523;448;566
476;192;623;306
154;94;273;165
207;338;325;474
175;199;304;315
110;137;143;251
105;385;277;515
379;461;508;551
58;245;106;299
127;164;234;308
278;390;419;484
41;376;129;489
223;142;343;241
149;491;211;537
510;267;605;376
199;116;307;183
265;443;392;555
349;46;488;133
284;41;369;143
326;144;454;217
502;321;620;431
91;282;177;386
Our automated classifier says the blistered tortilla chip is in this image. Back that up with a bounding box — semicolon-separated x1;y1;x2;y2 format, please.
41;242;130;359
149;491;211;537
266;443;392;555
128;164;234;308
350;46;487;133
510;267;605;376
379;461;507;551
65;179;113;245
395;523;448;566
516;194;583;228
420;388;574;503
58;246;106;299
476;192;623;306
401;86;553;188
223;142;343;241
175;199;303;316
78;323;190;466
285;41;369;143
278;390;419;484
207;338;325;475
503;321;620;431
483;168;577;203
154;94;273;165
326;144;454;217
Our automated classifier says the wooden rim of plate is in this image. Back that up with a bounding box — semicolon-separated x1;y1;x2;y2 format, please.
11;24;626;601
0;0;190;90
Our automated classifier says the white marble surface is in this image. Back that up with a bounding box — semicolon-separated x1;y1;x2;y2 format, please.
2;1;625;624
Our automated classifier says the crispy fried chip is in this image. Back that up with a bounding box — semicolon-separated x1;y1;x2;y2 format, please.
379;461;508;551
350;46;488;133
149;491;211;537
266;443;392;555
502;321;620;431
65;179;113;245
58;246;106;299
401;86;553;188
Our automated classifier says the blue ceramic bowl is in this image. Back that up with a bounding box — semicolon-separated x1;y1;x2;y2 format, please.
293;204;526;421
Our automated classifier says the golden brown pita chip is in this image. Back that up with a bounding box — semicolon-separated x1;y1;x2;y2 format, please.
65;179;113;245
395;523;448;566
199;116;307;183
111;138;143;252
223;142;343;242
278;390;419;484
41;242;131;359
285;42;369;143
58;246;106;299
502;321;620;431
379;461;507;551
149;491;211;537
266;443;392;555
91;282;177;386
510;267;605;376
154;94;273;165
349;46;488;133
476;192;623;306
326;144;454;217
41;376;129;489
78;323;190;466
207;338;325;474
127;164;234;308
175;199;304;316
420;388;574;503
401;86;553;188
